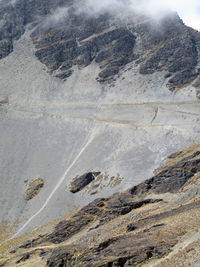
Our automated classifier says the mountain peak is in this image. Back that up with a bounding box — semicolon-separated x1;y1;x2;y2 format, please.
1;0;199;94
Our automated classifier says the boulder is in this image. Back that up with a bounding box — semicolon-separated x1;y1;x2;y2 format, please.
70;172;100;193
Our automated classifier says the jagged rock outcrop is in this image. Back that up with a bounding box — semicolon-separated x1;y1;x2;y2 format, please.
138;17;200;90
0;0;70;59
0;0;200;91
46;233;178;267
31;17;137;83
130;154;200;195
30;7;200;90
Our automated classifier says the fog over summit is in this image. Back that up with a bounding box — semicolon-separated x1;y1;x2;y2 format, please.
47;0;175;24
43;0;200;32
83;0;200;30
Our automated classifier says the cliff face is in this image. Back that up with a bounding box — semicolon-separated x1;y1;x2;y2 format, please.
1;0;200;91
31;10;200;91
0;0;200;256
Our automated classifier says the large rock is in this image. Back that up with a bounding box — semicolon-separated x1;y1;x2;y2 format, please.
70;172;101;193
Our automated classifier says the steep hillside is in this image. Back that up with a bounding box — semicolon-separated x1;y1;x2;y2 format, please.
0;0;199;247
0;143;200;266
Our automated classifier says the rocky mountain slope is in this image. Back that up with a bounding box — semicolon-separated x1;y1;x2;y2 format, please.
0;0;200;261
0;143;200;266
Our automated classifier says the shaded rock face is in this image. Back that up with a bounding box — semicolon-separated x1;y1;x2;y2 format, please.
15;253;30;264
46;234;177;267
138;18;200;90
31;8;200;88
70;172;101;193
0;1;24;59
130;156;200;195
0;0;200;91
45;198;161;245
31;11;136;83
0;0;70;59
25;178;44;201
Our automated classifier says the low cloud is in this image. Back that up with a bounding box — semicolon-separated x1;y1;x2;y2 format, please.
43;6;70;27
82;0;200;30
30;0;200;31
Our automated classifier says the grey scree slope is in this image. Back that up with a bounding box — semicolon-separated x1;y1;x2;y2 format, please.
0;0;200;237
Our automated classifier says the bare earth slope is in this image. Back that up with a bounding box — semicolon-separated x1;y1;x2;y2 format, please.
0;0;200;247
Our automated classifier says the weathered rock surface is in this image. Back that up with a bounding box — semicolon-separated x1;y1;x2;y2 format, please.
130;156;200;195
70;172;101;193
46;198;162;245
0;0;200;91
46;233;177;267
31;20;136;83
25;178;44;201
0;0;70;59
30;8;200;89
138;17;200;91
